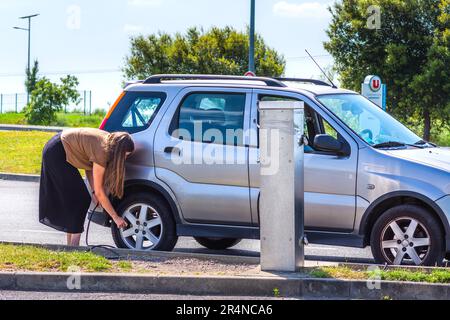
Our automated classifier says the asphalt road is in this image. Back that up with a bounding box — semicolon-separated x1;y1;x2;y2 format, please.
0;290;294;300
0;180;373;262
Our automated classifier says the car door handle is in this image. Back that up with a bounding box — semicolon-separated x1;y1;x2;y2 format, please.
164;147;181;156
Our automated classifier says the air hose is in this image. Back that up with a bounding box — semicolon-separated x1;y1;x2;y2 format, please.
85;202;121;260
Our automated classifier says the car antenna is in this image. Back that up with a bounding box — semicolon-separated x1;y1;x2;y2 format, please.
305;49;337;88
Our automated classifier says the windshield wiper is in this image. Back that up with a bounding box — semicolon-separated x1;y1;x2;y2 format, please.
372;141;406;149
372;141;425;149
414;140;436;148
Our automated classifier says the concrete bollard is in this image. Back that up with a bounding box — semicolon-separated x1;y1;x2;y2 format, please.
259;100;305;272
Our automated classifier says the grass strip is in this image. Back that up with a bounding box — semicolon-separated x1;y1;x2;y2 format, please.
310;266;450;284
0;131;53;174
0;243;130;273
0;112;104;128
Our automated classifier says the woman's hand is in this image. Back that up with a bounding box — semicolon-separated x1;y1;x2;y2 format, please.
113;216;128;229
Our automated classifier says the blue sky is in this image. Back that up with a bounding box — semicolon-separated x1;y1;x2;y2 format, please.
0;0;334;110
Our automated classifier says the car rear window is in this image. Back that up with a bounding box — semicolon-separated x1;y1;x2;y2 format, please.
104;91;166;134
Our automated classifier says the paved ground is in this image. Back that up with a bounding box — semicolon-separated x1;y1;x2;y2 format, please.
0;290;293;300
0;180;373;262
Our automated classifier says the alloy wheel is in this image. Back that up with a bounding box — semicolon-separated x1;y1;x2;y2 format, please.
380;217;431;265
119;203;163;250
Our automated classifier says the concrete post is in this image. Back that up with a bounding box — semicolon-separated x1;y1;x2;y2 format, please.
259;100;305;272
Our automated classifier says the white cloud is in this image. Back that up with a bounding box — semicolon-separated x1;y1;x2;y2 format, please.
123;24;144;34
127;0;162;7
273;1;331;18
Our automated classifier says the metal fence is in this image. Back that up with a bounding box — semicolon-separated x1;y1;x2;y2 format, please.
0;90;93;114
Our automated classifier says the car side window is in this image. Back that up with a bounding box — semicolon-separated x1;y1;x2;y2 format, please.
259;95;316;153
322;118;339;140
171;92;246;146
310;113;350;156
104;91;166;134
122;97;162;128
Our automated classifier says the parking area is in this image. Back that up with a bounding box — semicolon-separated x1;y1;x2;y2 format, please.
0;179;373;263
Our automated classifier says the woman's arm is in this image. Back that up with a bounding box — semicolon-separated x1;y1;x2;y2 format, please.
92;163;128;229
86;169;100;204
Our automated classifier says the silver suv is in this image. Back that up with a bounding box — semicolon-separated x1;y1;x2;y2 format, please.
94;74;450;266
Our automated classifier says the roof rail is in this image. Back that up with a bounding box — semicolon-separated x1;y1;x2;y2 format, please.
143;74;287;87
124;80;144;89
275;77;332;87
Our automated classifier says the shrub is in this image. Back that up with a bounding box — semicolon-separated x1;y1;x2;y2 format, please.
25;75;80;125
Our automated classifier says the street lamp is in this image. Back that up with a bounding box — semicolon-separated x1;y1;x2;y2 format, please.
249;0;255;74
14;13;40;105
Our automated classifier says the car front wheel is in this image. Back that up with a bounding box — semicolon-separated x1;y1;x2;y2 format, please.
112;192;178;251
370;204;444;266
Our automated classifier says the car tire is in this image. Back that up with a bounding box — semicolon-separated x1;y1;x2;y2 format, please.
194;237;242;250
112;192;178;251
370;204;444;266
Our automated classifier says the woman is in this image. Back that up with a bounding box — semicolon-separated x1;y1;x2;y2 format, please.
39;127;134;246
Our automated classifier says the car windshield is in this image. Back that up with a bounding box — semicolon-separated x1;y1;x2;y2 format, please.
316;94;422;147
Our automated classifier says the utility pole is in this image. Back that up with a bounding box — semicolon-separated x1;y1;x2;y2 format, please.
14;13;39;105
249;0;256;73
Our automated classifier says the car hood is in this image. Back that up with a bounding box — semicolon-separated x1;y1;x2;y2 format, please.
386;147;450;172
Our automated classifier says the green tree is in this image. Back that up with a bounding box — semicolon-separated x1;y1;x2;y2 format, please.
408;0;450;140
123;26;286;80
324;0;450;140
25;75;81;125
25;60;40;94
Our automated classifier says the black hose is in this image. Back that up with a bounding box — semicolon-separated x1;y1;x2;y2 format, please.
85;202;121;260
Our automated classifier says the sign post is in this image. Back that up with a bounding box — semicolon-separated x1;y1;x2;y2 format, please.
259;100;305;272
362;75;387;110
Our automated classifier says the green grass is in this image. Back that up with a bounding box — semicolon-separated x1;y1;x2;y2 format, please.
0;112;105;128
0;131;54;174
310;266;450;284
0;112;27;125
434;130;450;147
0;244;120;272
54;112;105;128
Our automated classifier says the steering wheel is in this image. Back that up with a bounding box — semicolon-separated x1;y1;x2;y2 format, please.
359;129;373;142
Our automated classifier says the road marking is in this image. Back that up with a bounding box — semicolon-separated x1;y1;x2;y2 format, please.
307;246;339;251
19;229;62;235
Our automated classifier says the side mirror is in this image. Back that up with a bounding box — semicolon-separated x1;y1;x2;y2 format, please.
314;134;343;153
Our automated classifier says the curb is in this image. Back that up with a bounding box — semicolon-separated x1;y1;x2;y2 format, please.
0;271;448;299
0;241;260;266
0;124;65;133
0;173;40;183
3;241;445;273
0;241;372;265
1;242;450;299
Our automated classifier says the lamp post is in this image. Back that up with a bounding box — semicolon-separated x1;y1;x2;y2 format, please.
14;13;39;105
249;0;255;73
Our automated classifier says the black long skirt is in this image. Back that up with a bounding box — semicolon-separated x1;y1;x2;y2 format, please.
39;133;91;234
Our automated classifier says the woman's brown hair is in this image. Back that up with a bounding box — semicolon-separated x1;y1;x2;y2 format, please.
104;132;135;199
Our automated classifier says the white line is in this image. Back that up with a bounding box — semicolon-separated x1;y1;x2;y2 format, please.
19;229;62;235
307;245;339;251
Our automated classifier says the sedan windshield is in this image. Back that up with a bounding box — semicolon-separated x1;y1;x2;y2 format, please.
317;94;423;147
